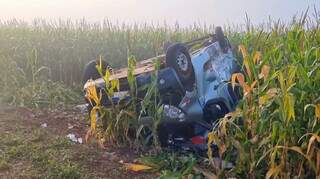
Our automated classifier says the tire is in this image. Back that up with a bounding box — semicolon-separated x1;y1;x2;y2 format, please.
82;59;111;85
204;102;229;124
163;41;173;52
165;43;195;91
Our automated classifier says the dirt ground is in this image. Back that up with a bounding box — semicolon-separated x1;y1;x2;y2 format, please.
0;105;158;179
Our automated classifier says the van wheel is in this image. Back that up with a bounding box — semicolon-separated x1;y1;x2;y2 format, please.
165;43;195;91
82;59;111;84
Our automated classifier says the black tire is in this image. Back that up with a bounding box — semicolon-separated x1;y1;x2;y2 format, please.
82;59;111;85
165;43;195;91
204;102;229;124
163;41;173;52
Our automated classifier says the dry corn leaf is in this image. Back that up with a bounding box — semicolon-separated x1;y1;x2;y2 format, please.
307;134;320;155
251;80;257;89
236;73;245;85
266;166;279;179
267;88;278;98
287;146;305;157
219;143;226;158
259;95;269;106
85;129;95;143
232;73;252;96
243;83;252;97
231;73;244;90
86;81;100;105
220;119;228;136
239;45;252;80
89;106;99;130
253;51;262;64
231;73;238;90
315;104;320;120
260;65;270;81
124;163;152;172
239;45;249;58
207;132;214;158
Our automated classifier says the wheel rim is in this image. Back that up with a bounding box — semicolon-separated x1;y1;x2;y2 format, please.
176;53;189;72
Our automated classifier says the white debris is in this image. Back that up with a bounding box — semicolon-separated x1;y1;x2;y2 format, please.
77;138;83;144
68;123;74;129
66;133;83;144
41;123;47;128
67;134;78;142
67;134;83;144
74;104;88;114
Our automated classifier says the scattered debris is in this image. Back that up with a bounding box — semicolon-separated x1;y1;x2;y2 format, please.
78;137;83;144
124;163;152;172
74;104;88;114
40;123;47;128
67;133;77;142
68;123;74;129
66;133;83;144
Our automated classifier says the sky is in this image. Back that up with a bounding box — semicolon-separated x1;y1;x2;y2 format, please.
0;0;319;26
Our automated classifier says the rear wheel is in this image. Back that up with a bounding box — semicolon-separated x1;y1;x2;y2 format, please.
165;43;195;91
82;59;111;84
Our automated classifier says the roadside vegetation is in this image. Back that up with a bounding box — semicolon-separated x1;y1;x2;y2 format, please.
0;9;319;178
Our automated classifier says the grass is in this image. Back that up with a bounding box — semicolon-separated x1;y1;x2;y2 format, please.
138;153;199;178
0;160;10;172
0;129;84;178
0;49;82;109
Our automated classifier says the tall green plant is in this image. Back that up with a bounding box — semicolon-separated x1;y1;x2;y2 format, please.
208;24;319;178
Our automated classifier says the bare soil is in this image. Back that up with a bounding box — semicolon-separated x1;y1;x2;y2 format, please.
0;105;158;179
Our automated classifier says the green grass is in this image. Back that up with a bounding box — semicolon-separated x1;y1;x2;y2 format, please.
0;129;84;178
0;160;10;172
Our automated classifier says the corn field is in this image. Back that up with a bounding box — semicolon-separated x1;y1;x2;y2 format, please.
0;19;211;85
0;10;319;178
